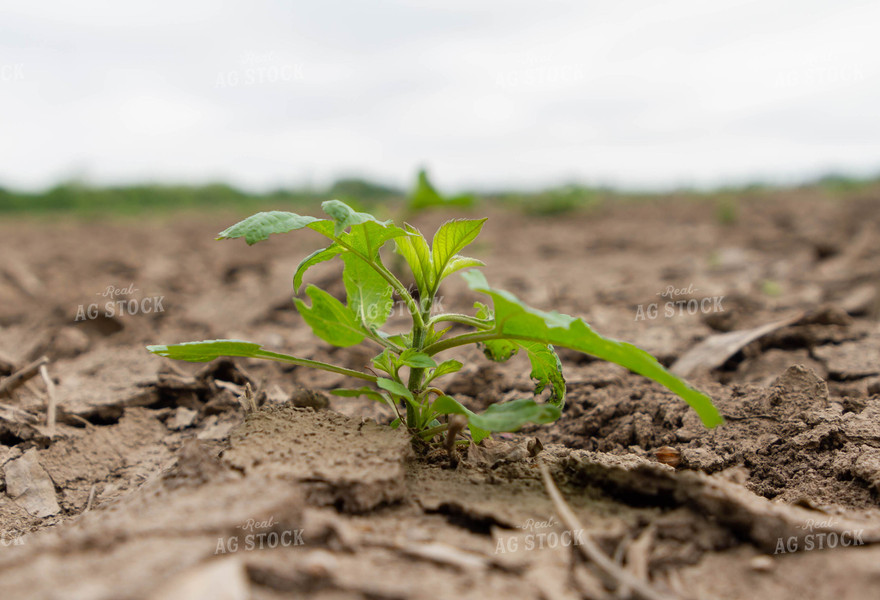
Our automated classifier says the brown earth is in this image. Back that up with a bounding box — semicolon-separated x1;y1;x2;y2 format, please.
1;191;879;599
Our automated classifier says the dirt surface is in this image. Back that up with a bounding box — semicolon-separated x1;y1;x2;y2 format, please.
1;192;880;599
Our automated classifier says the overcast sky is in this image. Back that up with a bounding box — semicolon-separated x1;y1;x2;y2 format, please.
1;0;878;192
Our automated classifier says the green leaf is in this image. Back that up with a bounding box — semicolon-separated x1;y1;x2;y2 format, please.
344;221;409;257
147;339;378;385
342;253;393;327
471;425;491;444
429;395;490;443
398;349;437;369
424;326;451;347
377;377;414;403
395;225;434;298
468;398;561;432
474;301;492;319
322;199;389;237
372;349;397;375
426;359;462;384
480;339;519;362
518;342;565;408
217;211;323;245
462;270;724;428
431;395;561;434
431;219;487;287
146;339;265;362
440;255;485;280
293;244;345;293
395;218;486;299
387;333;411;348
331;387;386;403
430;395;560;439
477;324;565;407
294;285;366;347
217;203;407;261
475;302;520;360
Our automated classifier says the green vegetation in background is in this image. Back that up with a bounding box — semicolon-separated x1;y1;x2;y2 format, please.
406;168;475;213
0;182;315;216
495;184;606;216
1;171;878;217
715;195;739;226
813;173;876;194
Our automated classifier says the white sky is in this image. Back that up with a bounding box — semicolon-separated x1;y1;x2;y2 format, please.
1;0;878;192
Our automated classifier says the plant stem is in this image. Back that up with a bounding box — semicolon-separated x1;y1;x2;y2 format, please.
424;330;565;356
418;423;449;439
428;313;494;330
365;328;404;353
405;296;436;428
405;324;426;429
407;301;433;384
254;349;377;382
421;331;506;356
376;262;426;329
405;403;417;429
383;394;403;423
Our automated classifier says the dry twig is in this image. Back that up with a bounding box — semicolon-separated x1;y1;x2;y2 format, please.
538;463;679;600
84;484;97;513
0;355;49;397
39;363;57;436
0;402;39;423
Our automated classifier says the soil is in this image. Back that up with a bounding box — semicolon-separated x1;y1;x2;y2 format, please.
1;192;879;599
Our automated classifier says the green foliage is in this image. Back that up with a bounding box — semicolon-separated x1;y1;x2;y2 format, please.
395;218;486;299
408;169;475;212
458;271;721;427
328;178;401;201
502;184;602;216
814;173;874;194
0;182;303;216
761;279;783;297
715;196;739;226
5;174;880;218
148;200;723;446
293;285;368;347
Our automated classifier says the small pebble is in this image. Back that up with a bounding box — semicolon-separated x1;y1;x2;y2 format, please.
654;446;681;468
289;388;330;409
527;437;544;457
300;550;338;578
749;555;774;572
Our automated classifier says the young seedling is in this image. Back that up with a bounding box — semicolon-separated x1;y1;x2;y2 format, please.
147;200;723;444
